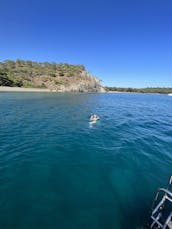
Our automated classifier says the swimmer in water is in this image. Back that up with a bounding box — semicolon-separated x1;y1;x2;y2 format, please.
90;114;99;121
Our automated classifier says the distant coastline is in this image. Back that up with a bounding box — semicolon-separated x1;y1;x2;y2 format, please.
1;86;172;94
105;87;172;94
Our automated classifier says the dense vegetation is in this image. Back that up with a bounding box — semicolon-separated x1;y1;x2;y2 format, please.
105;87;172;94
0;59;86;87
0;59;103;92
0;69;23;87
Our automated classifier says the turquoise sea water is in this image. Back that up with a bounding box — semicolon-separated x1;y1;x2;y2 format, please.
0;92;172;229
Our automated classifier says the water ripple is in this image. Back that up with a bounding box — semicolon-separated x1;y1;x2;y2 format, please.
0;93;172;229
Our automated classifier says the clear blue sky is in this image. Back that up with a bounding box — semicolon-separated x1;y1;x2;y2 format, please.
0;0;172;87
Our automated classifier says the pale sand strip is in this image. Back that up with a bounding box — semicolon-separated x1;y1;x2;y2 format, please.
0;86;51;92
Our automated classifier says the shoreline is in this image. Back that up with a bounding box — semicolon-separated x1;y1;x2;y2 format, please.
106;91;169;95
0;86;52;92
0;87;169;95
0;86;105;93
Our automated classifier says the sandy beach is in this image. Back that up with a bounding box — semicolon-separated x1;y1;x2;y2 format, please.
0;86;52;92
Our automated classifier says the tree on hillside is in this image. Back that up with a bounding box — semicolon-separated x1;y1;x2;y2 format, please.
0;72;14;86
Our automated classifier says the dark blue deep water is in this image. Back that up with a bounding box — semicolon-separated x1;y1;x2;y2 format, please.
0;92;172;229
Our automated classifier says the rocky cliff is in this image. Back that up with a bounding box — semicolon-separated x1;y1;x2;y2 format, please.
0;60;105;92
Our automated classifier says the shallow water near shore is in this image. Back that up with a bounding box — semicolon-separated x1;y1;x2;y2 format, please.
0;92;172;229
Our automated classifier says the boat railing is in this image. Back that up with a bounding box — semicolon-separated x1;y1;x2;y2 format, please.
148;176;172;229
